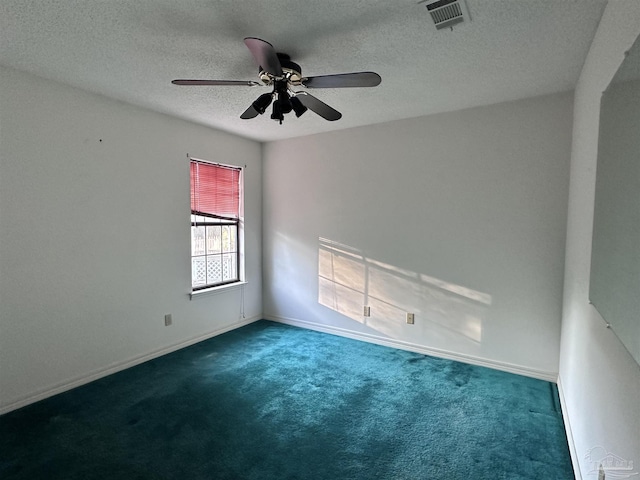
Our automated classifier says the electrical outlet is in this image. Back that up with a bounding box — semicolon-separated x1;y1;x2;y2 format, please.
164;314;172;326
363;306;371;317
406;313;415;324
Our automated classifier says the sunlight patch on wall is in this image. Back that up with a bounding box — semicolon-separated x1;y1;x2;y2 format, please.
318;240;367;323
318;237;491;344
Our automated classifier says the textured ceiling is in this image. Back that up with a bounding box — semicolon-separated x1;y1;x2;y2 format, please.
1;0;607;142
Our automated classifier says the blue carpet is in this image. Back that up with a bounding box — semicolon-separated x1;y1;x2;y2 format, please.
0;320;573;479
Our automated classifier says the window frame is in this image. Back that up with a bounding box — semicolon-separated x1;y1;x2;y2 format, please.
189;158;243;292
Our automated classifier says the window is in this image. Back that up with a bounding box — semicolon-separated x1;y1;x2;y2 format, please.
190;159;242;290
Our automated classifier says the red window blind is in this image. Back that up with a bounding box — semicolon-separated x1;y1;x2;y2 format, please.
190;161;240;219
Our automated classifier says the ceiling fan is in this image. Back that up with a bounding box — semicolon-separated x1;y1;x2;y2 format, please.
172;37;382;124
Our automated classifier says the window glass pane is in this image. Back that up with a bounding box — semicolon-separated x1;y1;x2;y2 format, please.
221;225;231;253
192;226;205;256
192;256;207;287
207;256;222;284
206;225;222;255
222;253;237;282
229;225;237;253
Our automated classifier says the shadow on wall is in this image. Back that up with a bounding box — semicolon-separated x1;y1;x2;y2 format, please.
318;237;492;344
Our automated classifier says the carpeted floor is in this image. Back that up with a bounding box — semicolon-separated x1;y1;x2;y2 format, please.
0;320;573;479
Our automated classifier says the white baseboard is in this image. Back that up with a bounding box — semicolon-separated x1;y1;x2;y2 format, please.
265;314;559;383
557;376;582;480
0;315;261;415
3;314;560;415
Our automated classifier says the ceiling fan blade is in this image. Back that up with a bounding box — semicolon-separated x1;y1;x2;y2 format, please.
244;37;283;77
295;93;342;121
172;79;261;86
240;104;260;119
302;72;381;88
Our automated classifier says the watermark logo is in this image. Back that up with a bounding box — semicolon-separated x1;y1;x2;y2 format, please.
585;446;638;479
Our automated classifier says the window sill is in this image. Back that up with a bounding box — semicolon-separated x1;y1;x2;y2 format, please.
189;281;247;300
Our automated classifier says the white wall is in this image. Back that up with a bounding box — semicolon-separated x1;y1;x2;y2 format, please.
263;92;573;380
559;2;640;478
0;67;262;413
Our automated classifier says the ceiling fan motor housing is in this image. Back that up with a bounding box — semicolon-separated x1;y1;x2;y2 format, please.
259;53;302;85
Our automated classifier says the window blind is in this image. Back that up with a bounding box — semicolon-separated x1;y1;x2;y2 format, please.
190;161;240;219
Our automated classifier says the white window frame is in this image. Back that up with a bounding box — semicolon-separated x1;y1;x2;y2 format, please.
189;158;245;296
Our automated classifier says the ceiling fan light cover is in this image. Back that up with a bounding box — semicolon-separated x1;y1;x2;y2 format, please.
252;93;273;114
277;92;293;114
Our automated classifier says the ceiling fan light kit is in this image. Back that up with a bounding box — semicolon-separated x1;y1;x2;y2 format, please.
252;93;273;115
172;37;381;125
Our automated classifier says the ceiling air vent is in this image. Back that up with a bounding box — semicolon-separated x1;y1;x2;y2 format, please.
420;0;470;30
